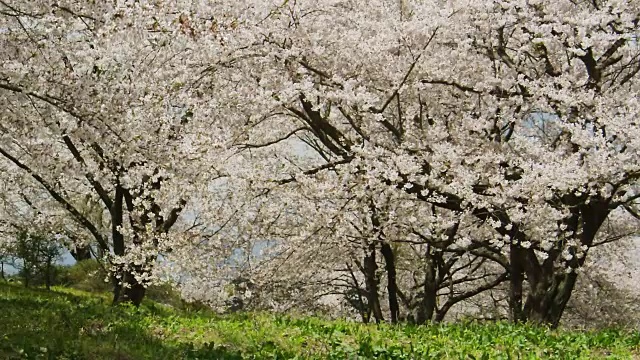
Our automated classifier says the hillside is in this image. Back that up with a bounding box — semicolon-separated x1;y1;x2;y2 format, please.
0;283;639;359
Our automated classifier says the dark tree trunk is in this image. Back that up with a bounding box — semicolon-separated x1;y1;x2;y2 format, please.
509;244;525;323
511;201;609;328
108;175;183;307
44;259;52;290
346;263;369;323
363;243;383;323
70;245;92;262
523;271;579;328
122;284;146;306
112;268;147;307
416;247;438;324
111;184;129;306
380;242;400;324
116;267;147;306
546;273;579;328
23;269;30;288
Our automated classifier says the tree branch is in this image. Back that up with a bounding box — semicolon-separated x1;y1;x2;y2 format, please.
0;145;108;251
237;126;310;149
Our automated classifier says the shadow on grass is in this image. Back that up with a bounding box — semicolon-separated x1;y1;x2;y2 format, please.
0;284;289;359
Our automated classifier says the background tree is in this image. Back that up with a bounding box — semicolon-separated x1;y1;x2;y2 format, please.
0;242;9;280
7;230;63;289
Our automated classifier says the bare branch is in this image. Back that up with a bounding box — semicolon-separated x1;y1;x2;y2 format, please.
238;126;310;149
276;157;354;185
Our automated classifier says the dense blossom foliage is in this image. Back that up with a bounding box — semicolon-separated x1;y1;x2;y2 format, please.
0;0;246;303
1;0;639;325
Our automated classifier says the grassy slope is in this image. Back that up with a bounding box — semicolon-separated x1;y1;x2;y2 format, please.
1;282;639;359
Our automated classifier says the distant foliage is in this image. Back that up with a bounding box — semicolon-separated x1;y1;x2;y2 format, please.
55;259;111;293
5;231;63;289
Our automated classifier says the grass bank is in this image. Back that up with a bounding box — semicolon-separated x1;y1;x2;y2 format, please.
1;282;639;359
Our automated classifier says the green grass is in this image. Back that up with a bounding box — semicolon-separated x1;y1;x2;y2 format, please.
1;282;639;359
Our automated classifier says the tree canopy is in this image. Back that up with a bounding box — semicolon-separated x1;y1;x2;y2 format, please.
0;0;638;327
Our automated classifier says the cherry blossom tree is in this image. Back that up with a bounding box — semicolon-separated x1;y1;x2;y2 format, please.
2;0;639;328
0;0;243;305
202;0;640;327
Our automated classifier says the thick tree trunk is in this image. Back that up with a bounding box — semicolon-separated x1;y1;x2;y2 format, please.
120;269;146;306
112;267;147;306
511;202;609;328
416;247;438;324
547;273;579;328
110;184;147;306
363;244;384;323
380;243;400;324
523;271;578;328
